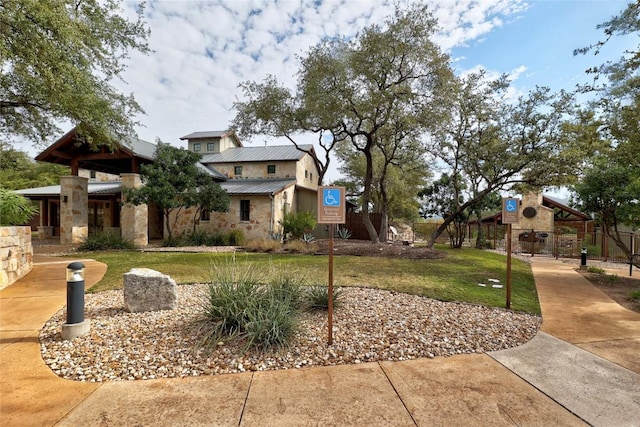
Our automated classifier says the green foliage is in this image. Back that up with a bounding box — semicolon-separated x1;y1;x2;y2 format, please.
233;4;455;240
227;229;245;246
0;143;69;190
304;285;345;311
630;290;640;301
199;260;302;350
301;233;316;243
124;142;230;239
336;227;352;240
587;266;605;274
0;0;150;148
280;211;317;240
77;231;135;251
0;188;38;226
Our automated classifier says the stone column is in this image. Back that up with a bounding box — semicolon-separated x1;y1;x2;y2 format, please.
60;176;88;245
121;173;148;246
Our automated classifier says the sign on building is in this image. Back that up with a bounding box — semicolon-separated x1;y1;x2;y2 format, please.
317;186;346;224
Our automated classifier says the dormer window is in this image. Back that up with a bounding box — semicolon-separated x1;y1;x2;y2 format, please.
267;164;276;174
193;143;201;152
234;166;242;176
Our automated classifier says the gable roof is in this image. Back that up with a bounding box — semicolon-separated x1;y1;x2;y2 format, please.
180;131;227;139
35;127;157;175
201;144;314;164
15;182;122;197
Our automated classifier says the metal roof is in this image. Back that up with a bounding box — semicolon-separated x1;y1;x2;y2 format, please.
201;144;313;164
196;163;226;180
125;136;157;160
180;131;227;140
220;179;296;195
15;182;123;197
16;179;297;198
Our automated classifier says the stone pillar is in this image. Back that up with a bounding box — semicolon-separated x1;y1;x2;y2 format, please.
121;173;148;246
60;176;88;245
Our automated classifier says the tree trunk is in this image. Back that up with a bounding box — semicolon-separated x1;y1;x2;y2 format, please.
361;141;379;242
474;207;484;248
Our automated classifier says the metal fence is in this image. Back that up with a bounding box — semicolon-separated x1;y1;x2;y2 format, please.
492;230;639;264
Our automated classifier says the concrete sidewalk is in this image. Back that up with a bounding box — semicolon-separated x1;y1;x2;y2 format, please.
1;254;638;426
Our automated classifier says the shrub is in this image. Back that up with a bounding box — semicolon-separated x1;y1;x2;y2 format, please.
245;238;282;252
227;229;245;246
304;285;345;311
301;233;316;243
199;259;301;350
77;231;135;251
185;230;210;246
336;227;352;240
630;290;640;301
587;266;605;274
280;211;317;240
0;188;37;226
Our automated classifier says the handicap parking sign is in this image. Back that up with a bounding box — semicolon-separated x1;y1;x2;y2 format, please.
317;186;345;224
323;188;341;207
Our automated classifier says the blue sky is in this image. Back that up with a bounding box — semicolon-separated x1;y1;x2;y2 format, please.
16;0;637;187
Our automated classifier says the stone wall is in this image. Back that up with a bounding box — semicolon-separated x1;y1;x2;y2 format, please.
0;226;33;290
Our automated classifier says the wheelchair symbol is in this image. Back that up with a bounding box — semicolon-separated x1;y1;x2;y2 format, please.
323;189;340;206
506;199;517;212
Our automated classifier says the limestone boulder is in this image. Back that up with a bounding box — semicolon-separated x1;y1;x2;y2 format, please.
123;268;177;313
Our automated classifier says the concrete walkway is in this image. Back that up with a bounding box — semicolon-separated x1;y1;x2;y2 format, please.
1;255;638;426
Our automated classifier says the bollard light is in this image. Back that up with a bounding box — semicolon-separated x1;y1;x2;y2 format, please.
581;247;587;268
66;262;85;324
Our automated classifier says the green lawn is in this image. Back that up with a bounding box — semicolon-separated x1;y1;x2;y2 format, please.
76;247;540;314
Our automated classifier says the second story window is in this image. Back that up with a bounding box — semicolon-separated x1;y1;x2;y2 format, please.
193;143;201;152
234;166;242;176
207;143;215;151
267;164;276;174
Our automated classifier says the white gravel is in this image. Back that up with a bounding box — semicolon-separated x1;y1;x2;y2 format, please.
40;285;541;382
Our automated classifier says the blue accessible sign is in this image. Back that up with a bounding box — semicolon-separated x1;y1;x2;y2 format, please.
317;186;346;224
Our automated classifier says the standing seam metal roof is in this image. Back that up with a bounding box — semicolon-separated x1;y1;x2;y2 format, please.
201;144;313;164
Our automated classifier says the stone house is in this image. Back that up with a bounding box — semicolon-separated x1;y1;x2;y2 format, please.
16;127;319;245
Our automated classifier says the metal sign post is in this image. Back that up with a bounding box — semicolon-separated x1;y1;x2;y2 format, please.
502;197;520;309
317;186;346;345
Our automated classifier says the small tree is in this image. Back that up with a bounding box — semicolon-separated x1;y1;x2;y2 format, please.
124;142;230;239
280;211;317;240
0;188;37;226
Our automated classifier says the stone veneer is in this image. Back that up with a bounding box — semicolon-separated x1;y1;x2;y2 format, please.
0;226;33;290
121;173;148;246
60;176;88;245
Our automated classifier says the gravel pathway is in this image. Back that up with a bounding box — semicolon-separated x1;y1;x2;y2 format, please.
40;285;540;382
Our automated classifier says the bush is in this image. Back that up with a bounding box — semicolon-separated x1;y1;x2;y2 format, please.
227;229;245;246
630;290;640;301
304;285;345;311
336;227;352;240
0;188;37;226
587;266;605;274
200;259;301;350
77;231;135;251
280;211;317;240
245;238;282;252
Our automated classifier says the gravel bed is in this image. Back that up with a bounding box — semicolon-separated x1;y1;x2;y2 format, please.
40;286;540;382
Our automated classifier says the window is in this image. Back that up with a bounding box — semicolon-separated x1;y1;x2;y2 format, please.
267;164;276;174
200;209;210;221
310;173;313;182
234;166;243;176
207;142;215;151
193;143;201;152
305;170;308;179
90;170;96;179
240;200;250;221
